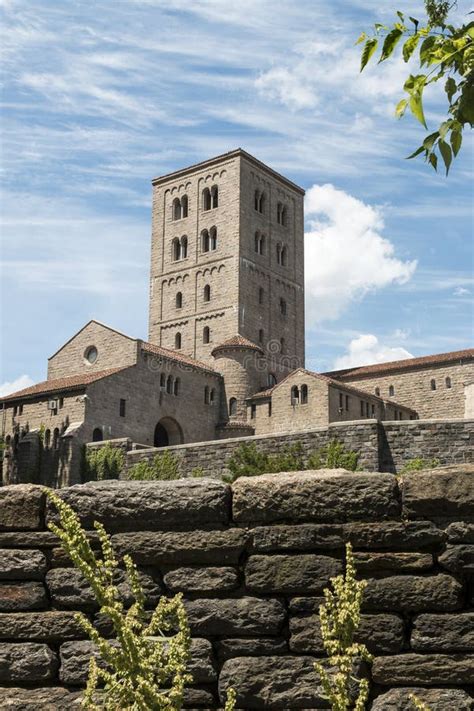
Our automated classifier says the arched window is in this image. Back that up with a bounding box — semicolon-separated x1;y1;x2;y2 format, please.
277;201;287;225
174;378;180;396
430;379;436;391
211;185;218;209
229;397;237;416
268;373;277;386
254;232;265;255
258;287;264;304
203;284;211;302
259;192;265;214
210;226;217;250
172;197;181;221
175;332;182;349
92;428;103;442
258;329;264;344
301;384;308;404
203;326;210;344
166;375;173;394
202;188;211;211
445;376;452;389
180;235;188;259
204;386;210;405
181;194;188;218
44;429;51;448
276;243;282;265
172;237;181;261
201;229;210;252
280;337;285;354
53;428;59;450
175;291;183;309
389;385;395;397
254;189;260;211
281;246;287;266
209;388;215;404
375;387;380;397
279;298;287;316
160;373;166;390
281;206;287;226
291;385;300;405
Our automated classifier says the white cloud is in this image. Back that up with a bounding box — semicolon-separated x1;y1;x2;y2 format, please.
333;334;414;370
454;286;470;296
304;184;417;324
0;374;34;397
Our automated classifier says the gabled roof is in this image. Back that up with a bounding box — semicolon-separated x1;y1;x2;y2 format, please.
211;335;264;357
247;368;417;413
0;367;130;403
48;319;137;361
140;341;219;377
324;348;474;380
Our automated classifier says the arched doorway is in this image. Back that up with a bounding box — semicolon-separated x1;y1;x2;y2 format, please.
92;427;103;442
154;418;183;448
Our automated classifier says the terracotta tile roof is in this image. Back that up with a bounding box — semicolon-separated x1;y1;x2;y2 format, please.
0;367;130;403
324;348;474;380
211;335;264;356
247;368;417;413
140;341;218;376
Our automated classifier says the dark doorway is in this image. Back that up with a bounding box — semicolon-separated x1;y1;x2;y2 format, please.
92;428;103;442
154;423;169;447
153;417;184;448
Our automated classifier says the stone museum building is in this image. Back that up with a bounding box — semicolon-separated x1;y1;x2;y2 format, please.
1;149;473;484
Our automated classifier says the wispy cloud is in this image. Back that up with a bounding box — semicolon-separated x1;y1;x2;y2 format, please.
0;374;34;397
333;333;413;370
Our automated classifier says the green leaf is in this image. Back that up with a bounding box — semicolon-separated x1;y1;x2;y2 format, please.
402;33;420;62
450;129;462;156
407;145;426;159
355;32;367;46
419;35;437;66
429;153;438;171
395;98;408;118
409;16;419;31
405;75;428;128
445;77;457;102
439;120;451;139
438;139;452;175
360;38;378;71
423;131;439;150
374;23;387;32
379;28;403;62
397;10;405;22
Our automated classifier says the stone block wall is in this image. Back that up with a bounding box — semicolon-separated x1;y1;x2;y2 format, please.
0;466;473;709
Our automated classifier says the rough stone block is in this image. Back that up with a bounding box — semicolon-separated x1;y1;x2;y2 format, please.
0;485;45;531
0;611;85;641
215;637;288;661
445;521;474;543
251;524;344;552
0;687;82;710
370;687;473;711
0;642;58;681
47;479;230;531
184;597;285;636
411;613;474;652
47;568;161;610
233;471;400;523
0;531;59;548
438;544;474;574
402;465;474;520
0;582;47;611
363;574;463;612
245;554;342;594
344;521;445;550
372;653;474;685
352;552;433;573
0;549;47;580
163;566;239;592
112;529;248;566
59;638;215;685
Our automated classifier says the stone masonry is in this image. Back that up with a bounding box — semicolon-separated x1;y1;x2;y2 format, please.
0;465;473;709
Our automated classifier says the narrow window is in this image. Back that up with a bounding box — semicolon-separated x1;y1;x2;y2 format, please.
279;298;287;316
92;427;103;442
371;404;375;416
360;400;364;416
166;376;173;394
268;373;277;386
281;246;287;266
399;412;403;420
229;397;237;416
280;337;285;354
268;401;272;417
172;197;181;221
202;188;211;211
258;287;264;304
276;244;282;265
175;291;183;309
339;393;344;409
254;189;260;211
445;376;452;389
160;373;166;390
172;238;181;261
430;379;436;391
277;202;283;224
375;387;380;397
258;192;266;214
19;404;23;415
13;405;17;417
211;185;218;209
345;395;349;411
291;385;299;405
366;402;370;417
203;284;211;302
210;226;217;250
258;329;264;344
175;332;182;349
58;398;64;409
395;410;398;420
254;231;260;254
201;229;210;253
181;194;188;218
203;326;210;344
301;384;308;404
209;388;215;404
204;386;209;405
250;403;256;419
119;399;126;417
53;428;60;450
389;385;395;397
281;206;287;226
174;378;180;396
45;429;51;448
181;235;188;259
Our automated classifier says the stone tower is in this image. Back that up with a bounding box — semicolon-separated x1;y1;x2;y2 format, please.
148;149;305;380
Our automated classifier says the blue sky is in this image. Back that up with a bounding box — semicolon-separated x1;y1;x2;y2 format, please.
1;0;472;393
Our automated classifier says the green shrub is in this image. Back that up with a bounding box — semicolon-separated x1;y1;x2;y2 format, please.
225;442;271;482
401;457;440;474
307;439;360;472
270;442;306;473
128;451;183;481
190;467;207;478
85;443;125;481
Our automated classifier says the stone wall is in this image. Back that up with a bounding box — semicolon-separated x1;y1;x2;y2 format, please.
0;466;473;709
125;418;474;477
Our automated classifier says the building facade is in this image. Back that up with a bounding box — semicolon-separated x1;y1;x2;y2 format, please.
1;149;472;486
